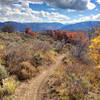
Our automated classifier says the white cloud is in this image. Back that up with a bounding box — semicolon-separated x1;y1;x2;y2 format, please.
0;0;96;10
44;0;96;10
45;12;70;23
95;8;98;11
67;9;76;12
92;14;100;20
63;0;96;12
0;0;98;24
96;0;100;4
87;0;96;10
0;2;70;23
79;14;84;17
67;14;100;24
0;2;43;22
49;8;56;11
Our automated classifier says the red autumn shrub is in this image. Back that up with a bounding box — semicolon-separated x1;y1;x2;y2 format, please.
71;32;77;40
25;27;31;33
66;32;72;38
50;30;88;47
25;27;36;36
82;38;89;43
78;32;84;39
56;30;65;39
28;31;36;36
25;27;31;31
51;30;57;39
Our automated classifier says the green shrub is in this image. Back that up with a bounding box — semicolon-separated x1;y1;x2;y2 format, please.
0;65;8;80
33;53;44;66
0;77;16;99
20;69;29;80
2;96;12;100
62;57;72;65
2;78;16;95
19;61;38;80
0;86;4;98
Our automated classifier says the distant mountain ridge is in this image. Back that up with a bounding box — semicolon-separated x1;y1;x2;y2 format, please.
0;21;63;32
60;21;100;31
0;21;100;32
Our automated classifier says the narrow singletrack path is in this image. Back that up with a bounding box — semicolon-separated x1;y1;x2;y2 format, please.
13;54;65;100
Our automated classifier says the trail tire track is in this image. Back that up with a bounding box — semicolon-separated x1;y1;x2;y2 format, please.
13;54;65;100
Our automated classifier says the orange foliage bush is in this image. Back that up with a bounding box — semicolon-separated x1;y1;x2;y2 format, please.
50;30;88;44
25;27;31;31
28;31;36;36
51;30;57;39
25;27;36;36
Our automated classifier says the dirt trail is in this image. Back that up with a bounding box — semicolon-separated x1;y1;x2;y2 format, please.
13;54;65;100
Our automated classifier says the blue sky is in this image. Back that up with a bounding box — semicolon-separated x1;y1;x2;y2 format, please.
0;0;100;24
